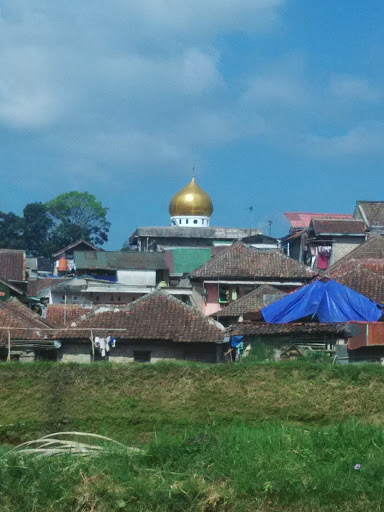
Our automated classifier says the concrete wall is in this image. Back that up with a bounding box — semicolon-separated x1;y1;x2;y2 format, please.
117;270;156;286
330;237;365;265
59;339;221;363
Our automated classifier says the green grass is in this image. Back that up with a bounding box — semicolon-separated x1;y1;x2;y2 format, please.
1;360;384;511
1;422;384;511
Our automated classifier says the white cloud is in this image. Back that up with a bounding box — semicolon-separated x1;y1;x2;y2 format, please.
329;74;381;102
305;122;384;158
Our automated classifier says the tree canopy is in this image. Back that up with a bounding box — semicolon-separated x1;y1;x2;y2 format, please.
46;191;111;249
0;192;110;257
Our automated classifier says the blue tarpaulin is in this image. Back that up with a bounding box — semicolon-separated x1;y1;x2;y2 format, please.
261;279;384;323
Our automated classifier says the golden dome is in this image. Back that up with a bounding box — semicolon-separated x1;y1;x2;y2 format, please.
169;178;213;217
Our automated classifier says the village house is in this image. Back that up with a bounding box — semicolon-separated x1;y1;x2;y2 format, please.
227;322;348;361
212;284;286;326
327;235;384;303
354;201;384;234
53;239;101;275
54;291;225;364
0;298;54;362
226;278;384;362
189;241;316;316
282;214;367;270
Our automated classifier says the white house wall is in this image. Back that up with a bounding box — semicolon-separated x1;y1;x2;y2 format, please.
117;270;156;286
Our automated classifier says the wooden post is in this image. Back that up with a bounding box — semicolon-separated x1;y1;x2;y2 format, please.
7;329;10;362
90;330;95;362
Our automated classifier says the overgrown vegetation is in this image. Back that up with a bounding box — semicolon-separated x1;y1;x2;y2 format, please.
1;360;384;511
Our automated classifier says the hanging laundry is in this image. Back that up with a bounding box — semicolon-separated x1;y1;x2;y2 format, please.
317;254;329;269
98;338;106;357
67;260;76;271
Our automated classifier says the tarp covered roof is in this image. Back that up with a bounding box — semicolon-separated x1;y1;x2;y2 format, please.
261;279;384;323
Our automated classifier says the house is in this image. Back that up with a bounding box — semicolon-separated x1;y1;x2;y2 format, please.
282;217;367;270
354;201;384;233
212;284;286;326
284;212;354;231
189;241;316;315
73;250;169;285
324;235;384;303
225;278;383;362
260;278;383;324
344;322;384;363
26;257;53;279
53;239;101;275
227;321;348;361
54;291;225;364
0;249;26;284
0;298;54;362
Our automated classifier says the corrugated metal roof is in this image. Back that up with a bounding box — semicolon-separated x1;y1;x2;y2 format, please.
74;251;168;270
285;212;353;229
170;248;212;274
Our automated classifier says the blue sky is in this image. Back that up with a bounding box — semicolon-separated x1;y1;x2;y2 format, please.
0;0;383;248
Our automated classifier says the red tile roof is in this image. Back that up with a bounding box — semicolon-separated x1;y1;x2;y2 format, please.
330;235;384;269
27;278;71;297
190;242;316;281
329;259;384;279
52;239;101;258
228;321;344;337
0;250;25;281
56;292;223;343
45;304;94;328
285;212;353;229
330;267;384;304
214;285;286;318
311;219;366;235
0;298;52;344
356;201;384;227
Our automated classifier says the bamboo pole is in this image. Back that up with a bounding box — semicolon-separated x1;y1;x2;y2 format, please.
7;329;11;362
90;330;95;362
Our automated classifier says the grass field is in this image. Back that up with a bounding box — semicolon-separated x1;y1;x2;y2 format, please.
1;360;384;511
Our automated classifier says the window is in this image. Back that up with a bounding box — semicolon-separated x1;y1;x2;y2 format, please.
96;296;99;301
134;351;151;363
218;285;229;304
193;219;198;224
186;219;188;224
118;296;121;301
179;219;182;224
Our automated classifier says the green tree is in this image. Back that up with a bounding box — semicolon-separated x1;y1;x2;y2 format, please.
23;202;53;257
46;191;110;250
0;212;24;249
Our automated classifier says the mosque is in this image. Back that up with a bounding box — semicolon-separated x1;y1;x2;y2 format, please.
129;177;274;251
